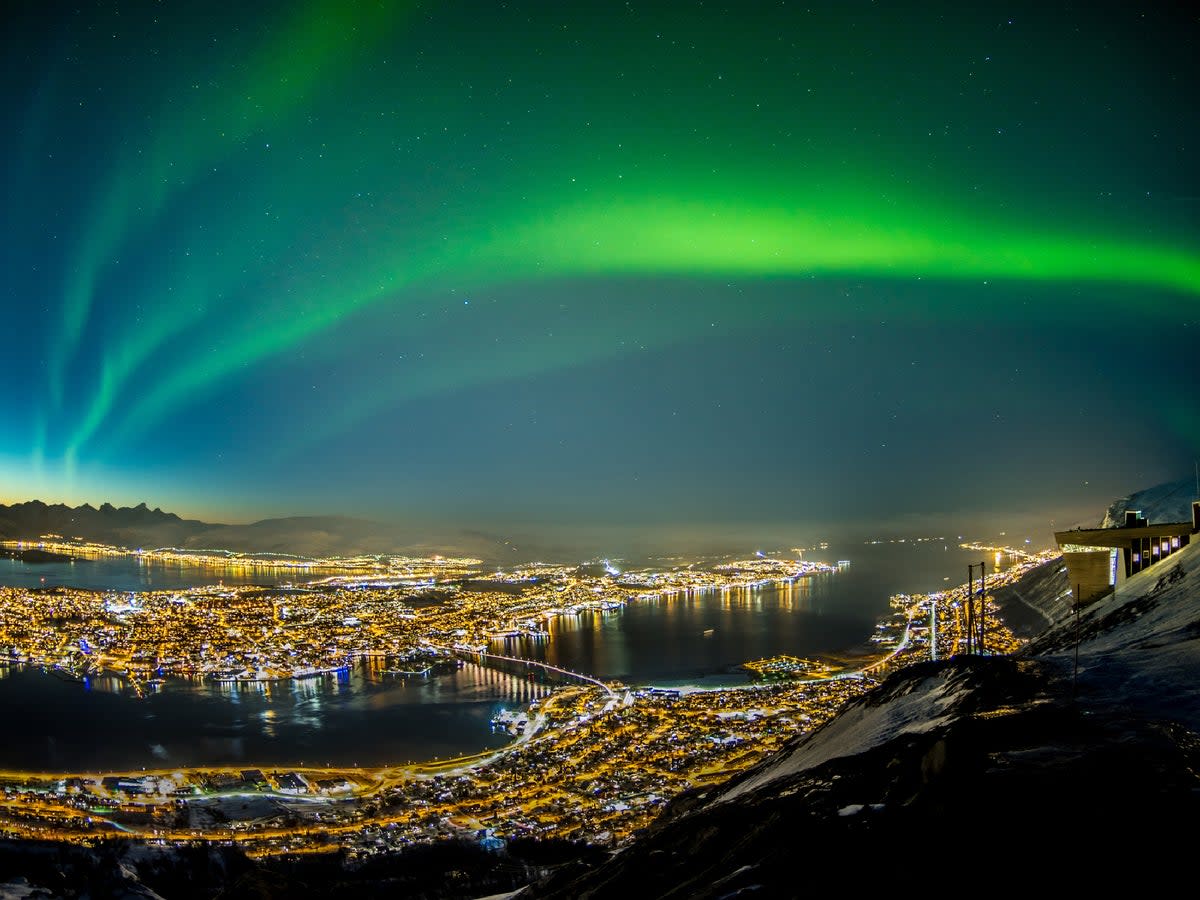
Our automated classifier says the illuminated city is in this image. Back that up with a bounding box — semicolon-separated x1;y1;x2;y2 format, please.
2;0;1196;893
0;538;1052;853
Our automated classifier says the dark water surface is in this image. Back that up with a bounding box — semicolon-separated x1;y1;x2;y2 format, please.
0;555;282;591
0;660;528;771
0;541;1020;769
500;541;1012;685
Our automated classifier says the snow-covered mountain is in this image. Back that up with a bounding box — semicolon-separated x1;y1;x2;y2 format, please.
1101;477;1198;526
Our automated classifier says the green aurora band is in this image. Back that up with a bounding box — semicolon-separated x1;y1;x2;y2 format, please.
74;174;1199;459
27;2;1197;474
47;0;411;458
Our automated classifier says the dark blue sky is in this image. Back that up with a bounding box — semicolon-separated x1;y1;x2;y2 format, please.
2;0;1197;549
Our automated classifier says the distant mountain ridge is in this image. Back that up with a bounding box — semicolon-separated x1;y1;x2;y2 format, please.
0;499;523;560
0;484;1197;893
0;500;402;557
0;500;204;549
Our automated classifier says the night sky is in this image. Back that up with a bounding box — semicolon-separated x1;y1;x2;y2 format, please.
2;1;1197;549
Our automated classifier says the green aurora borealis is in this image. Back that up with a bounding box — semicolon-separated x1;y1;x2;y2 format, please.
3;0;1197;543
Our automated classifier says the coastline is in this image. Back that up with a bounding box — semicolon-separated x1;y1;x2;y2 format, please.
0;547;1061;850
0;546;1057;788
0;562;837;686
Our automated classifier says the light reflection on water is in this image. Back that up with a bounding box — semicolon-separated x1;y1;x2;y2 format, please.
0;658;552;770
494;573;861;685
0;542;1024;769
0;555;280;591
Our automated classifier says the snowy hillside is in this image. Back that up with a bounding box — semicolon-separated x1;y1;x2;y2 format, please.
526;531;1200;896
718;666;972;803
1027;538;1200;731
724;538;1200;805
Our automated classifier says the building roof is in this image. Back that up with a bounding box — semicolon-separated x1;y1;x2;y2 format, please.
1054;522;1193;549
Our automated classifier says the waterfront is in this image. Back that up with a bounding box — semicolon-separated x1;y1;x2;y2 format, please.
0;540;1030;771
0;555;279;592
0;539;1053;849
508;540;1020;684
0;659;527;771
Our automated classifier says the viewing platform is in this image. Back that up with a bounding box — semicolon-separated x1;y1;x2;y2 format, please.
1055;500;1199;604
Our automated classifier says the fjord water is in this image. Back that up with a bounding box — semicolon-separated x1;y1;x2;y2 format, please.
0;554;277;591
509;540;1014;684
0;661;523;771
0;541;1021;769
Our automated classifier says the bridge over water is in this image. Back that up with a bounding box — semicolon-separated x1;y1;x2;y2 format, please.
432;645;616;697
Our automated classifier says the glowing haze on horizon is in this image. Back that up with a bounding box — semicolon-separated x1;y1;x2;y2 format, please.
2;0;1196;546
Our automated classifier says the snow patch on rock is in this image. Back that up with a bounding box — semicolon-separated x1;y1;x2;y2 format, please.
719;667;968;803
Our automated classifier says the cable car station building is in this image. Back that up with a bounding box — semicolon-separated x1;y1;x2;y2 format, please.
1054;501;1200;605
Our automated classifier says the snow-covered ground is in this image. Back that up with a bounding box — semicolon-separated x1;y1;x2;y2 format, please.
1031;537;1200;731
709;534;1200;808
719;667;969;802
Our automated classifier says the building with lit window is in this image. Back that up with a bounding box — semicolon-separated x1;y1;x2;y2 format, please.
1054;501;1199;605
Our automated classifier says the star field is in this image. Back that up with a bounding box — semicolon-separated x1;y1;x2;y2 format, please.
1;0;1196;546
